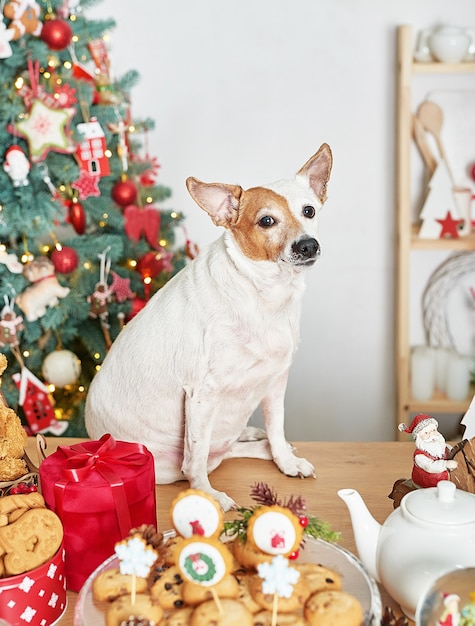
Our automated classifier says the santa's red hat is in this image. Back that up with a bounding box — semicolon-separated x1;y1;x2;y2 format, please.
398;413;438;438
5;145;24;156
442;593;460;606
4;145;28;163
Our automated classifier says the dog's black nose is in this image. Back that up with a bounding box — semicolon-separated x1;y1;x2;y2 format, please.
292;237;320;259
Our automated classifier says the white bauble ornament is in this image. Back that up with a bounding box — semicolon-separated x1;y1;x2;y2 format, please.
42;350;81;387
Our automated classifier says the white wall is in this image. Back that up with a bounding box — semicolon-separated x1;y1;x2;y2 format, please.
90;0;475;442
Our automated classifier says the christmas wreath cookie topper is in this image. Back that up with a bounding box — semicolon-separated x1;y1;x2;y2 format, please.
247;505;303;557
175;536;232;587
170;488;223;539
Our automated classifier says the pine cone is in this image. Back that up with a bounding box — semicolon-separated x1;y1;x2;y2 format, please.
284;494;307;516
381;606;409;626
250;482;281;506
129;524;164;550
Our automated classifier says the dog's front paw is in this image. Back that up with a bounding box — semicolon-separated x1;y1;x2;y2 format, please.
208;489;237;512
275;453;316;479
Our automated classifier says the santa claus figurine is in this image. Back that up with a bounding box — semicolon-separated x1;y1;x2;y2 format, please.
3;145;30;187
437;593;461;626
398;414;458;488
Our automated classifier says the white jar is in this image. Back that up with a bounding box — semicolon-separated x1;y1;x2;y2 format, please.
429;26;472;63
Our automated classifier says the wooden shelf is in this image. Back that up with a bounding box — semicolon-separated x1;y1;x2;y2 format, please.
413;61;475;74
403;389;473;414
409;226;475;250
395;25;475;437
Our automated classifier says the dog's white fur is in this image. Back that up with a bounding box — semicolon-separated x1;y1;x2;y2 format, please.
85;144;332;511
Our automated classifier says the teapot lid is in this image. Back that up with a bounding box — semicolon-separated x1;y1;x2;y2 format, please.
403;480;475;524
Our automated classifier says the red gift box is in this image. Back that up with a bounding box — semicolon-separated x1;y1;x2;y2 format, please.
39;434;157;592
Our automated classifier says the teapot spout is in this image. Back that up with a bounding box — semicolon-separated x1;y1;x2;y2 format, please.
337;488;382;582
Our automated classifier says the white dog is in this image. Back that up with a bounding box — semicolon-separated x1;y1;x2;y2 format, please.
85;144;333;511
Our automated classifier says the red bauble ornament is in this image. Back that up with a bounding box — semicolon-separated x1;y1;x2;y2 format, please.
41;18;73;51
51;246;79;274
299;515;309;528
68;199;86;234
112;178;138;207
126;296;147;321
136;252;165;279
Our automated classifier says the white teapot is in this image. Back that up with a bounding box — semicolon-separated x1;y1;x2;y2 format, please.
415;26;473;63
338;481;475;620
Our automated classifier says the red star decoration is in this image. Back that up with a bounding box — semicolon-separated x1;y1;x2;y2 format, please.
436;211;463;239
71;169;101;199
109;271;134;302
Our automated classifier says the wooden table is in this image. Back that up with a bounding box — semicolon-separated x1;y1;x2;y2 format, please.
27;438;416;625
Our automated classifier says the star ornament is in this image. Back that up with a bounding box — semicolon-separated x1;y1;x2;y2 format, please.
14;99;76;162
436;211;463;239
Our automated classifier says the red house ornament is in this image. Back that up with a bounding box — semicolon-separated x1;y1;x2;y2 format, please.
13;367;67;435
76;118;110;177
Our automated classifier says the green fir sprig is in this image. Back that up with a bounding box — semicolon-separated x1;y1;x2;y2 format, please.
222;482;341;544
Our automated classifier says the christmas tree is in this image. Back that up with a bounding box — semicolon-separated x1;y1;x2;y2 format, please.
0;0;190;436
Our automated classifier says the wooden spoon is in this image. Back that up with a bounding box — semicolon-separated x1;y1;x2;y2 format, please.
416;100;454;182
412;114;437;175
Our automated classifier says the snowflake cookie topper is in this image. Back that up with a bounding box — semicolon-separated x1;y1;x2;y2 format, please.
257;554;300;598
114;535;157;578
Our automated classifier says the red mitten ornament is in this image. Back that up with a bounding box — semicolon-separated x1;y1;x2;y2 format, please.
124;204;161;247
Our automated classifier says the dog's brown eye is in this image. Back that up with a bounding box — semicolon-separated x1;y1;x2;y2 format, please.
258;216;275;228
303;205;316;218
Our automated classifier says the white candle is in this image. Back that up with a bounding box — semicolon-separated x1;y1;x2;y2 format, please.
434;347;450;393
446;351;471;401
410;346;435;401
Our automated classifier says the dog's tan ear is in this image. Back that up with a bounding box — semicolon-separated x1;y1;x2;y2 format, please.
186;177;243;227
297;143;333;204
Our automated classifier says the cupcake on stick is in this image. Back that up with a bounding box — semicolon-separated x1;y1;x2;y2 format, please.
247;505;303;626
171;489;232;615
114;535;158;605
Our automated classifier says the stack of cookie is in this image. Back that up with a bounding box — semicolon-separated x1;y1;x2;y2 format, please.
0;491;63;577
90;489;365;626
0;491;67;626
0;354;31;487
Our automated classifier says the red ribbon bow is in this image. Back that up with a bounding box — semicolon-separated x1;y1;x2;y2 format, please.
54;434;149;537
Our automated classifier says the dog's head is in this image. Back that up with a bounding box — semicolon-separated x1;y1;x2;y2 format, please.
186;143;332;270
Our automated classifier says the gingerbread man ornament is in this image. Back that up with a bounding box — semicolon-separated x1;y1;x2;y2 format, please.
4;0;42;41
